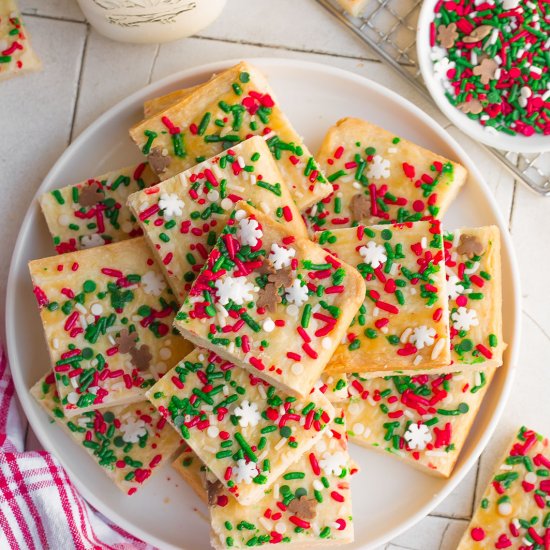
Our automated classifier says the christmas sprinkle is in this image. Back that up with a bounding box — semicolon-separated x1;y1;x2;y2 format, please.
458;426;550;549
306;118;466;230
130;61;332;211
173;202;365;398
127;136;307;304
444;226;504;369
317;220;451;376
147;348;335;506
31;371;182;495
29;237;192;416
345;368;495;477
431;0;550;137
40;163;159;254
0;1;41;81
207;410;355;548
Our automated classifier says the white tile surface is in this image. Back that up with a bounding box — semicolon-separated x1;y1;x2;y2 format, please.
4;1;550;548
197;0;377;60
0;16;86;337
20;0;85;21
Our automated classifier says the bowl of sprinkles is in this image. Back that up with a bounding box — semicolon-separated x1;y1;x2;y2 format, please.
417;0;550;153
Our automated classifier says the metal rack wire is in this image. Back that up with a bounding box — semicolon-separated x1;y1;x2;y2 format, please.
316;0;550;196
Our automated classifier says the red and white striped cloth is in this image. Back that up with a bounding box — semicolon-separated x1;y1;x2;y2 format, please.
0;349;156;550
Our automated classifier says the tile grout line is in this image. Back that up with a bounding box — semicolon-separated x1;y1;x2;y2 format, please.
470;457;482;518
68;24;91;144
193;33;380;62
22;12;86;25
428;511;471;522
147;43;161;85
20;11;382;64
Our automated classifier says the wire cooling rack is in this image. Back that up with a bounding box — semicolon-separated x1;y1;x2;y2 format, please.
316;0;550;196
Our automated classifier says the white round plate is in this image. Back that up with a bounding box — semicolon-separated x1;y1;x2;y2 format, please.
7;58;520;549
417;0;550;154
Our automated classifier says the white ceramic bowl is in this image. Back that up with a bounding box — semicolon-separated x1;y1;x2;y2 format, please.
76;0;226;44
417;0;550;154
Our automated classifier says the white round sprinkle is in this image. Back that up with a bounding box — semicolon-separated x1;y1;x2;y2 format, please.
286;304;299;317
207;426;219;438
159;347;172;360
90;303;103;316
275;522;287;534
525;472;537;484
313;480;324;491
121;221;133;234
58;214;71;226
263;318;275;333
498;502;512;516
291;363;304;375
67;392;79;404
235;209;247;221
207;190;220;202
220;198;233;211
347;402;363;416
352;422;365;435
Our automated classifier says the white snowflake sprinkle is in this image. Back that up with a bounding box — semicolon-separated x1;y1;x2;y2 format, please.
234;459;258;484
120;417;147;443
366;155;391;180
158;192;184;218
433;57;455;81
269;243;295;269
410;325;437;350
319;451;347;476
285;279;309;307
451;307;479;331
80;234;105;249
141;270;167;296
234;400;261;428
447;275;464;300
238;217;263;247
215;276;255;306
404;422;432;450
358;241;387;269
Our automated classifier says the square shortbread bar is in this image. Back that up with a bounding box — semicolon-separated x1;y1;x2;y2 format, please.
31;371;182;495
129;61;333;211
40;162;159;253
29;237;192;416
173;202;366;397
127;136;307;303
147;347;335;506
306;118;466;230
318;221;451;376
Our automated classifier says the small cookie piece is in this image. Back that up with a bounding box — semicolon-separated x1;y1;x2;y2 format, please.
143;84;202;118
306;118;466;230
317;221;451;376
457;426;550;549
171;444;209;504
445;227;504;370
336;0;369;16
29;237;192;417
127;136;307;303
130;61;332;211
31;371;182;495
173;202;366;398
147;348;335;506
345;368;495;477
40;163;159;254
208;411;355;549
0;1;41;82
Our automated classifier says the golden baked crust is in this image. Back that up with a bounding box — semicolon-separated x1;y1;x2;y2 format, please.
130;61;333;211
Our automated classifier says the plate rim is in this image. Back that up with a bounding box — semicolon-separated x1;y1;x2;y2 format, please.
6;57;522;550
